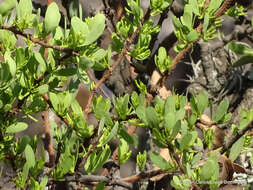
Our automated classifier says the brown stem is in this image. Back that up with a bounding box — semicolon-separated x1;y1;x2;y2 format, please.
43;110;56;167
123;169;177;183
166;0;234;83
1;25;80;57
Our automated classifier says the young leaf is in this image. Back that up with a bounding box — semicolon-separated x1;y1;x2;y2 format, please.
37;84;49;95
118;138;132;165
6;122;28;133
0;0;17;16
84;14;106;45
215;99;229;123
44;2;61;34
137;151;147;171
196;91;209;115
39;176;48;190
186;30;199;43
16;0;32;19
25;144;35;168
229;136;244;162
149;151;172;170
145;107;159;128
228;42;253;56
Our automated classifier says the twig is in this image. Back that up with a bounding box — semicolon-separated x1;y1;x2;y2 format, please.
220;120;253;154
1;25;80;57
122;169;178;183
65;174;133;189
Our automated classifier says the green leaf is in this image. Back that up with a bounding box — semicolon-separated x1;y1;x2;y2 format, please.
97;117;105;135
49;92;60;112
95;183;105;190
200;159;215;180
165;112;176;131
95;145;111;171
4;51;16;77
34;52;46;78
25;144;35;168
118;138;132;165
229;137;244;162
16;0;32;19
165;95;176;113
40;176;48;190
170;120;181;141
196;91;209;115
6;122;28;133
228;42;253;56
112;33;123;52
0;0;17;16
232;55;253;67
189;0;199;16
146;107;159;128
215;99;229;123
191;152;203;167
37;84;49;95
203;13;209;33
149;151;172;170
136;104;147;125
44;2;61;34
207;0;223;15
180;131;197;151
84;14;106;45
17;135;31;154
119;128;134;144
55;68;77;76
99;122;119;146
186;30;199;43
137;151;146;171
115;94;130;120
181;5;193;29
155;46;172;73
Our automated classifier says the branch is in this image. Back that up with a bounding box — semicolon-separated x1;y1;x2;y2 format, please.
220;120;253;154
84;8;151;114
1;25;80;57
122;169;178;183
65;174;133;189
164;0;235;84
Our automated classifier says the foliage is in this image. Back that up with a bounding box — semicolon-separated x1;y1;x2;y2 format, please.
0;0;252;189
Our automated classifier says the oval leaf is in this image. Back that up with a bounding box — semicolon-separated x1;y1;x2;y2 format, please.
25;144;35;168
6;122;28;133
44;2;61;34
